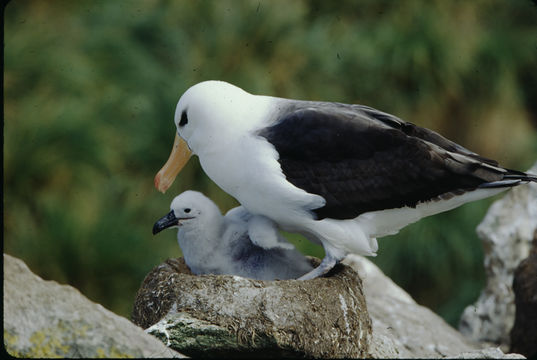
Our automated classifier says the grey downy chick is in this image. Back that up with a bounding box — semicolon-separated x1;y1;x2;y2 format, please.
152;190;313;280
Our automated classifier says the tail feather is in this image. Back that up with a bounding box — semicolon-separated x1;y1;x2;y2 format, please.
478;170;537;189
478;179;522;189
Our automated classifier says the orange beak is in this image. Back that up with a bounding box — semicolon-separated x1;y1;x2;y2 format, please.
154;133;192;193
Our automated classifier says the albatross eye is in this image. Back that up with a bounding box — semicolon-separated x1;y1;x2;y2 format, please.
179;111;188;127
184;208;191;213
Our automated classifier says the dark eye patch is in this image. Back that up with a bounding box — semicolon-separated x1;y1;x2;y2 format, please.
184;208;191;213
179;111;188;127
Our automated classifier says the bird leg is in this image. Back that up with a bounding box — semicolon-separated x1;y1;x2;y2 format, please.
248;215;295;250
297;254;339;280
297;242;348;280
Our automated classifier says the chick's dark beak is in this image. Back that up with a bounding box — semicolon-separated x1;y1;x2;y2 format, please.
152;211;179;235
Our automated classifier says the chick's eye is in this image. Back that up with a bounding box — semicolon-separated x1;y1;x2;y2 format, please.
184;208;191;213
179;111;188;127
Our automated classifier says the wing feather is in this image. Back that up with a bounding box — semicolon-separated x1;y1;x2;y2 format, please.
259;103;509;220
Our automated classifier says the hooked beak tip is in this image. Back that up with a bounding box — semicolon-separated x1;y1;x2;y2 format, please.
154;173;168;193
152;223;161;235
152;210;178;235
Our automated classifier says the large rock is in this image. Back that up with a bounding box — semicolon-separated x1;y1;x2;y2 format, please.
445;347;525;359
344;255;520;359
459;162;537;348
3;253;184;358
132;257;371;358
133;255;523;359
510;230;537;358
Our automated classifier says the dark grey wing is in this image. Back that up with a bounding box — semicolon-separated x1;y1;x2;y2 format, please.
258;103;514;220
356;105;498;165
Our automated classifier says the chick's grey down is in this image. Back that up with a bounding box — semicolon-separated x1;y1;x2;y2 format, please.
152;190;313;280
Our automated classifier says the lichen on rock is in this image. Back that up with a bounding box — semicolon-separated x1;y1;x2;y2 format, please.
3;253;184;358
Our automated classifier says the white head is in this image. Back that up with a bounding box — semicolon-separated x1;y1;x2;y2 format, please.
154;81;271;193
174;81;252;148
152;190;223;234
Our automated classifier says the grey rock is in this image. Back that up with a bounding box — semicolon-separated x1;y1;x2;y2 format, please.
445;347;526;359
345;255;479;358
459;162;537;348
132;257;371;359
3;253;185;358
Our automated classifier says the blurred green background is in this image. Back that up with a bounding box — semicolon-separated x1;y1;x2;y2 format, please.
4;0;537;327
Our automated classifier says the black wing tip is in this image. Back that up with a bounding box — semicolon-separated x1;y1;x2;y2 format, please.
478;179;522;189
505;168;537;181
478;171;537;189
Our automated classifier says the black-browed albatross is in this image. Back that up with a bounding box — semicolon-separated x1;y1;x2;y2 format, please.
155;80;537;280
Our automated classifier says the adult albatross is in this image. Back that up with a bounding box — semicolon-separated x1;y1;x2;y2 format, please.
155;80;537;280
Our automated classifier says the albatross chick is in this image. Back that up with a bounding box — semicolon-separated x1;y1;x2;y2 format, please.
152;190;313;280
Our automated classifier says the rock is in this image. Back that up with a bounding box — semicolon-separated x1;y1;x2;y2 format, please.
345;255;480;358
132;257;371;358
346;255;526;359
3;253;184;358
445;347;525;359
133;255;524;359
459;162;537;348
510;230;537;358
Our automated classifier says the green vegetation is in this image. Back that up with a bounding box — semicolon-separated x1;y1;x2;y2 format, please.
4;0;537;326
